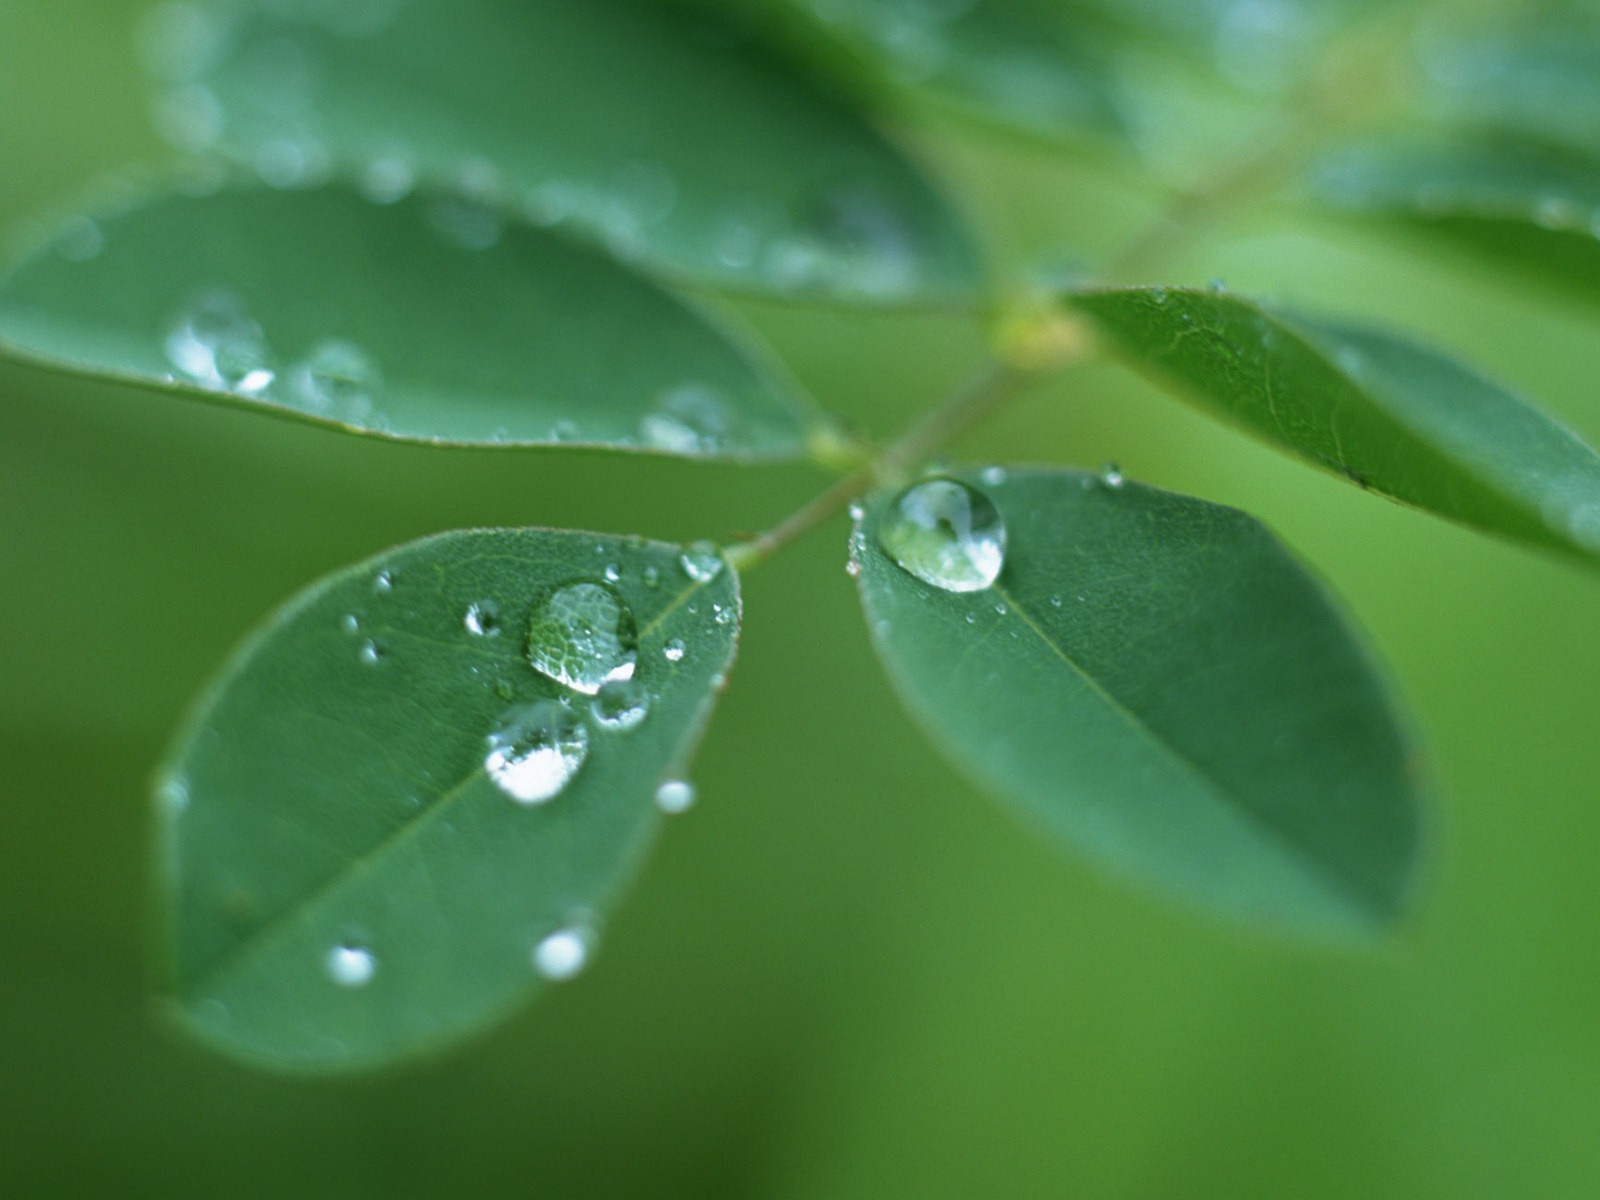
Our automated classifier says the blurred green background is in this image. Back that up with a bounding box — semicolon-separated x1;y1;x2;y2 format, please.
5;2;1600;1196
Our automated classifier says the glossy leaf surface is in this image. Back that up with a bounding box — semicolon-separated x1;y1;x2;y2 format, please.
0;184;816;455
1070;286;1600;562
157;528;739;1071
1309;138;1600;305
855;467;1425;934
144;0;983;304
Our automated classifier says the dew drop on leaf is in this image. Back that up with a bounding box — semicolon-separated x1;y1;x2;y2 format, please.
164;288;277;395
325;943;376;988
663;638;686;663
358;639;385;665
592;677;650;731
533;925;594;981
463;601;500;637
654;779;695;814
484;699;589;805
877;478;1006;592
526;581;638;695
679;541;724;583
639;384;734;454
1098;462;1125;489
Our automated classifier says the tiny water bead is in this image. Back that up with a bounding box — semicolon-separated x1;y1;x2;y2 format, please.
1098;462;1125;489
484;700;590;804
679;541;724;584
164;288;277;395
640;384;734;454
325;943;376;988
592;677;650;731
358;639;385;665
533;925;595;982
372;569;395;593
526;581;638;695
663;638;686;663
878;478;1006;593
463;601;501;637
654;779;695;814
290;339;382;421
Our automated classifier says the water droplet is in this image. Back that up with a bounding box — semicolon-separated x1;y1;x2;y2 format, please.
326;943;376;987
979;466;1007;487
372;569;394;594
340;612;362;635
360;154;416;204
1049;594;1064;608
158;775;190;815
289;339;382;421
359;639;385;665
663;638;686;663
603;564;621;584
526;582;638;695
464;601;500;637
679;541;724;583
592;677;649;731
640;384;735;454
642;565;661;589
164;289;277;395
877;478;1006;593
848;501;866;522
654;779;695;814
1098;462;1125;489
713;604;735;626
484;700;589;804
533;925;595;981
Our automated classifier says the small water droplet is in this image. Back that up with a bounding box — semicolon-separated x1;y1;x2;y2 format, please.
526;581;638;695
592;677;650;731
464;601;500;637
484;699;589;804
640;384;735;454
164;289;277;395
979;466;1007;486
372;570;394;594
654;779;695;814
533;924;595;981
326;943;376;987
360;154;416;204
603;564;621;584
1098;462;1125;489
1049;594;1064;608
290;339;382;422
359;639;385;665
340;612;362;635
158;775;190;815
663;639;686;663
642;564;661;589
877;478;1006;592
848;501;866;521
679;541;724;583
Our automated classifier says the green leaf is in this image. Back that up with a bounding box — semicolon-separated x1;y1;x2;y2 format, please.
144;0;983;305
782;0;1125;143
1309;137;1600;305
156;528;739;1072
855;468;1425;934
0;183;817;455
1067;286;1600;563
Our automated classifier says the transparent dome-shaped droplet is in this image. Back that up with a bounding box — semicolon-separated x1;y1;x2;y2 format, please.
290;339;382;421
679;541;724;583
663;638;686;663
464;601;500;637
640;384;734;454
533;924;595;981
326;943;376;987
1098;463;1125;489
592;677;649;731
603;564;621;584
484;699;589;804
526;581;638;695
372;569;394;593
877;478;1006;592
164;289;277;395
359;639;385;665
340;612;362;635
654;779;695;814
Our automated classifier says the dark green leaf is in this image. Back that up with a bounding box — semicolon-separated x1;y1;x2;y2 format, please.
1309;137;1600;305
782;0;1125;143
144;0;983;304
0;183;817;455
156;528;739;1072
1068;286;1600;563
855;468;1425;934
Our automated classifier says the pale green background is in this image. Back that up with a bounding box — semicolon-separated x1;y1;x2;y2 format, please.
3;2;1598;1196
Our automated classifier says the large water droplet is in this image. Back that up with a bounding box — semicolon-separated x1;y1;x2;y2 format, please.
484;700;589;804
289;339;382;422
592;677;649;731
533;924;595;981
164;289;277;395
878;479;1006;592
326;943;376;987
679;541;724;583
654;779;695;814
526;582;638;695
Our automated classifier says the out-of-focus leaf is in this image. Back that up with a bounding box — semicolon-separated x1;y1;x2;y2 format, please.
854;467;1425;934
157;528;739;1072
141;0;983;304
1308;137;1600;305
0;183;819;455
1068;286;1600;563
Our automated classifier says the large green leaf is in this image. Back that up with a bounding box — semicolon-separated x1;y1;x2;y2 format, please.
156;528;740;1071
782;0;1124;143
1309;137;1600;305
1068;286;1600;563
0;183;817;455
141;0;982;304
855;468;1424;934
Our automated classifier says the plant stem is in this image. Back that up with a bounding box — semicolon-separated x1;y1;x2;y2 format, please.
725;359;1052;572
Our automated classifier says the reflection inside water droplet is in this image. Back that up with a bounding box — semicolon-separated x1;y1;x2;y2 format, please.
164;289;277;395
326;943;376;987
877;478;1006;592
592;677;649;731
679;541;724;583
526;581;638;695
484;700;589;804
